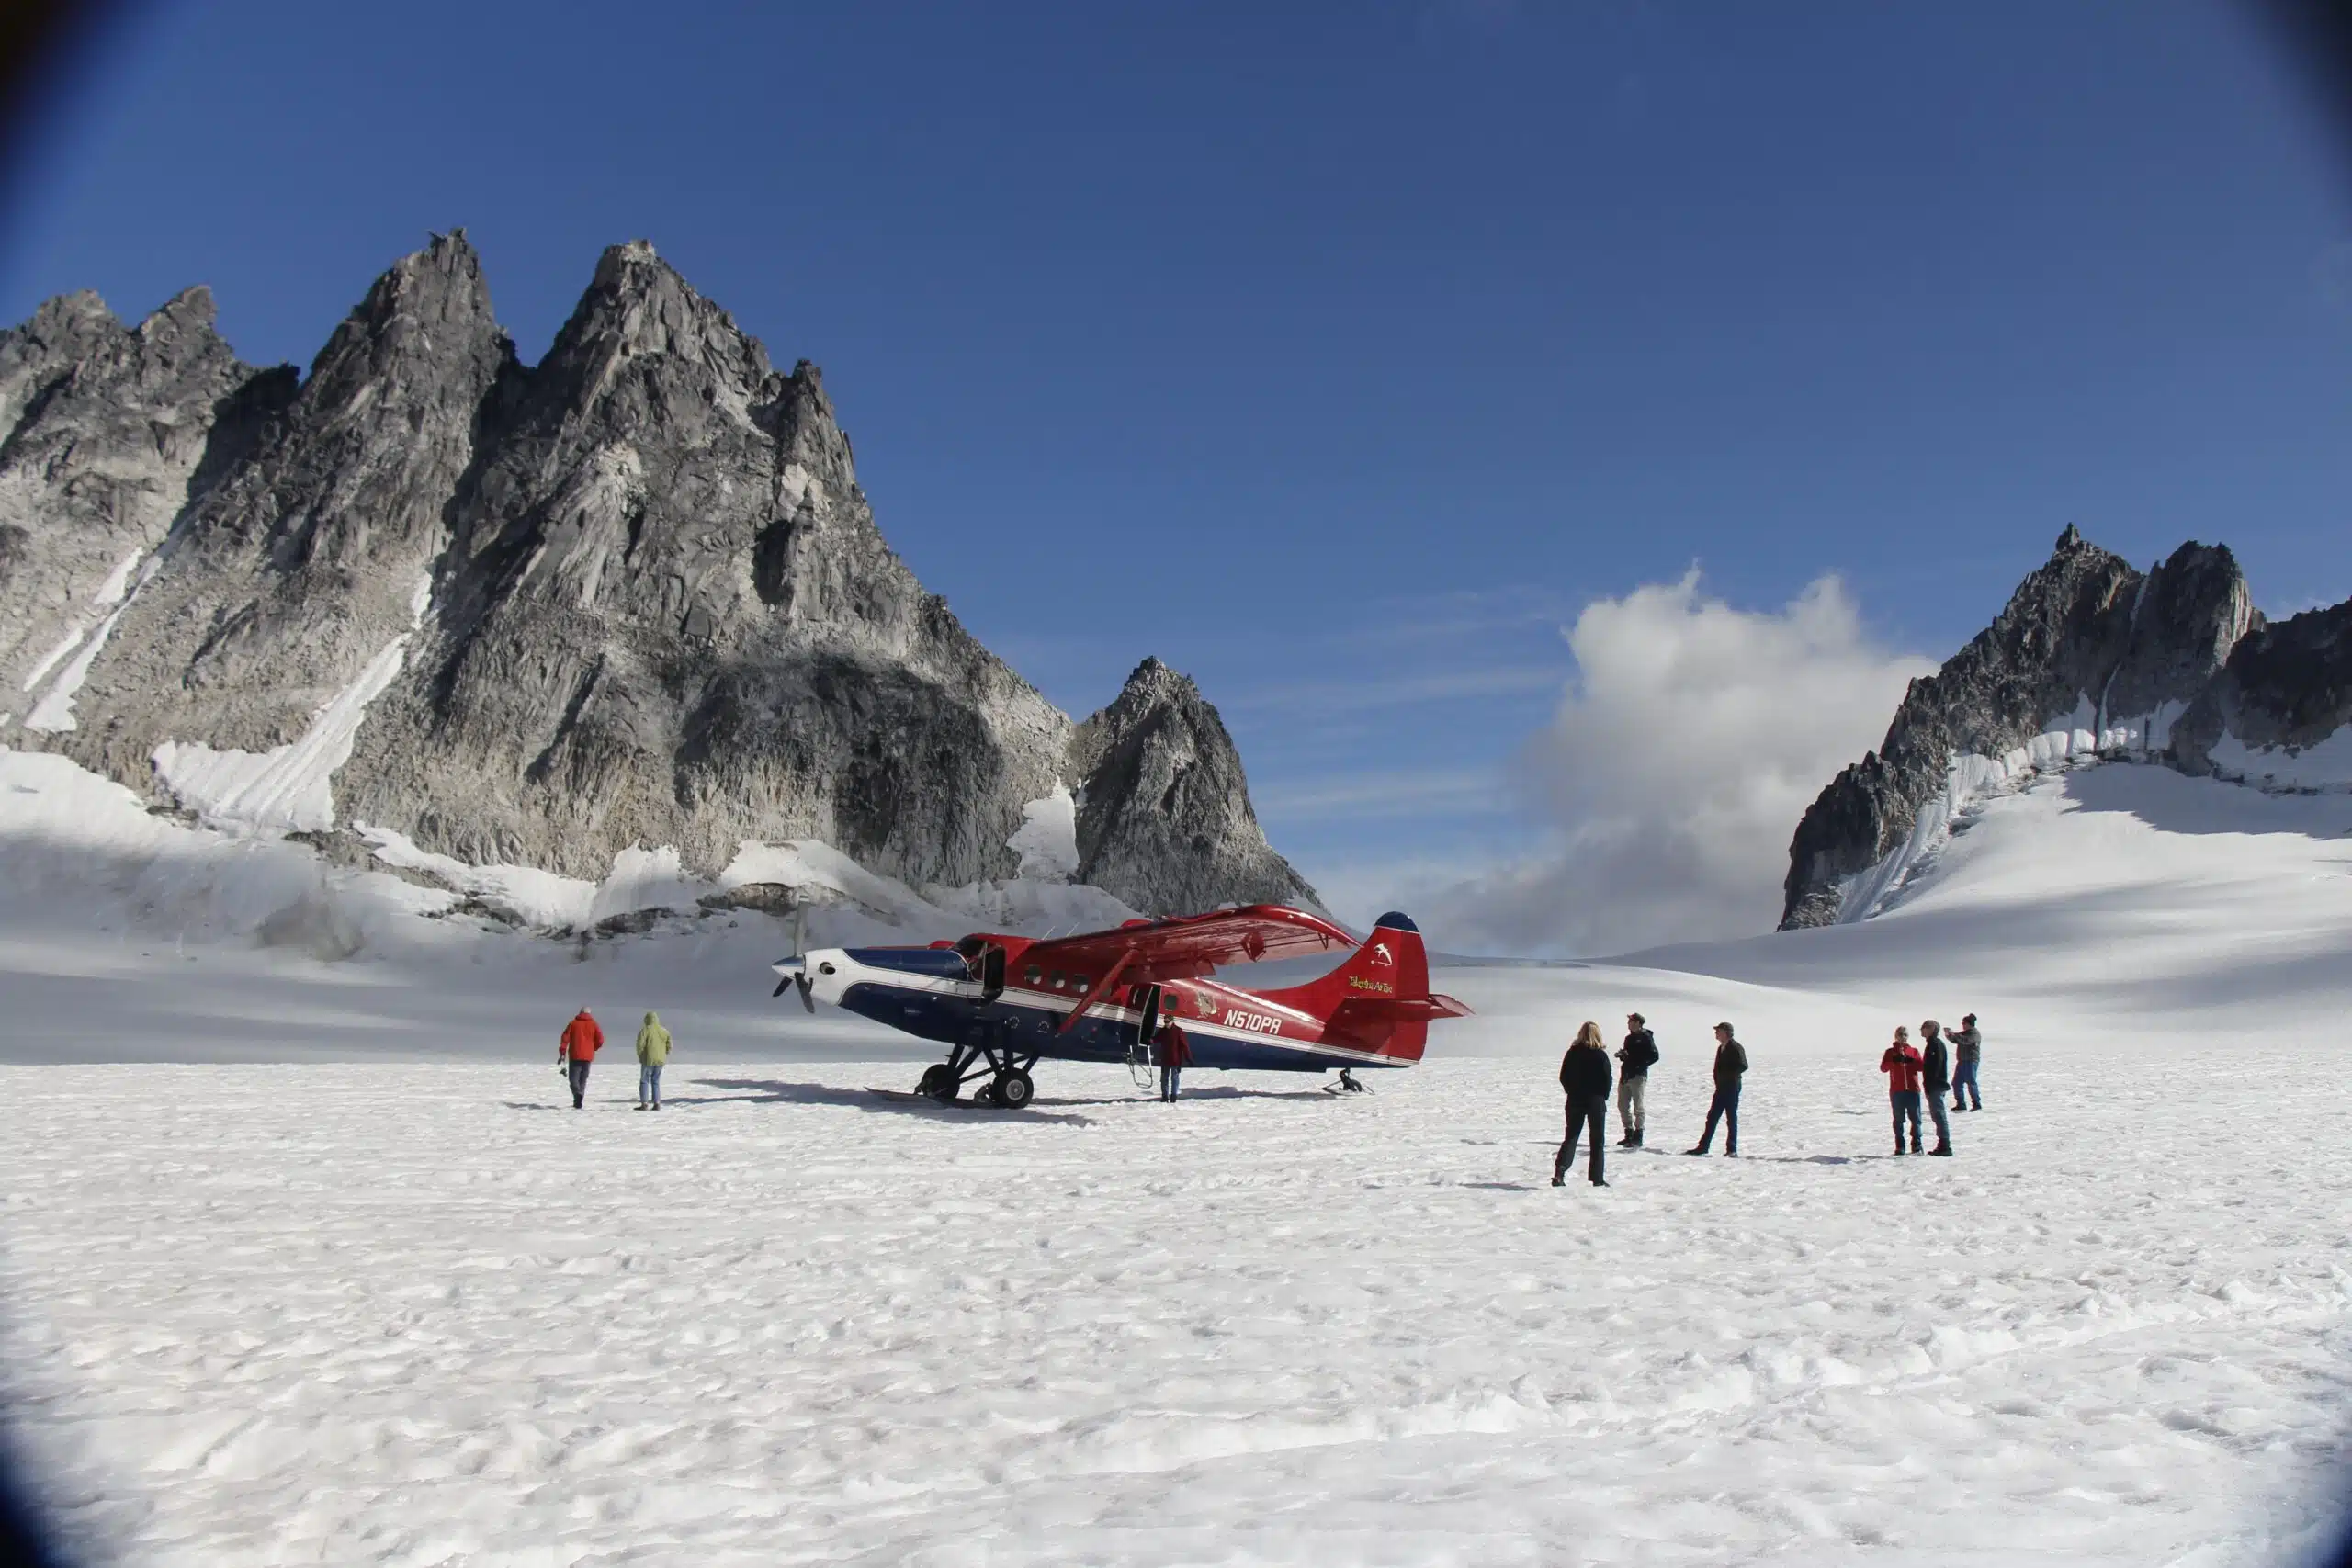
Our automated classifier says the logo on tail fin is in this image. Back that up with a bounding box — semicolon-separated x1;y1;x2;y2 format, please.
1371;942;1394;968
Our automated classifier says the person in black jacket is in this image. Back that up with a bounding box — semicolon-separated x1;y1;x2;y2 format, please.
1687;1021;1748;1156
1615;1012;1659;1147
1919;1019;1954;1156
1553;1021;1613;1188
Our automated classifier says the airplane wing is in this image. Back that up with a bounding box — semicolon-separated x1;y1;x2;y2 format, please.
1021;904;1357;983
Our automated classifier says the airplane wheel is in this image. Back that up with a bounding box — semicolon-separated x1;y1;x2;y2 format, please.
918;1064;956;1100
996;1070;1035;1110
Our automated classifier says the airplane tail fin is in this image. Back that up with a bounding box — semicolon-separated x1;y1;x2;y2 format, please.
1259;911;1469;1065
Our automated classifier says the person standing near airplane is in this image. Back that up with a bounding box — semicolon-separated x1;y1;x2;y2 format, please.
1918;1019;1954;1156
1687;1021;1747;1156
1553;1021;1613;1187
1882;1026;1925;1155
1157;1017;1192;1101
1614;1012;1658;1147
559;1007;603;1110
1950;1013;1983;1111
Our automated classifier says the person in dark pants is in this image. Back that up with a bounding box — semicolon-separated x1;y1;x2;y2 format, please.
1881;1026;1925;1154
1918;1019;1954;1156
1157;1020;1192;1101
1950;1013;1983;1110
1553;1021;1613;1187
1615;1012;1658;1147
1687;1021;1747;1156
559;1007;603;1110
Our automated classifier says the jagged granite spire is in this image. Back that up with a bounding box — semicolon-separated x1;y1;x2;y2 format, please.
1068;658;1319;916
0;284;275;717
0;237;1306;914
53;231;507;782
1781;527;2259;929
339;238;1071;882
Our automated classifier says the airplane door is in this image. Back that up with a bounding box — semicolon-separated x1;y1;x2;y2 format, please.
1135;984;1162;1047
980;944;1006;1004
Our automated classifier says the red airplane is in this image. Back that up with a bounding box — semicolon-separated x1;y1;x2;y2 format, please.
773;906;1471;1108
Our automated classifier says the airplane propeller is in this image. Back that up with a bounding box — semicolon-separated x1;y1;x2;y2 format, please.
771;906;816;1012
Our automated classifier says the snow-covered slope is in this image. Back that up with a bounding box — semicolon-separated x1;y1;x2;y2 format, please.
3;747;2350;1565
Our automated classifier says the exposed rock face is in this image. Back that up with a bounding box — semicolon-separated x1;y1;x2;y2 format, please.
0;287;283;714
1067;658;1319;916
1781;527;2259;928
2174;600;2352;765
56;234;503;780
0;236;1305;917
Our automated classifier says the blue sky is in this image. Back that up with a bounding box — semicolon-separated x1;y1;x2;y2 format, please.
6;1;2349;942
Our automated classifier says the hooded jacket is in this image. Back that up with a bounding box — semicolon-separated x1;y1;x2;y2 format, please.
636;1013;672;1066
1951;1025;1982;1066
1616;1029;1659;1078
560;1011;603;1062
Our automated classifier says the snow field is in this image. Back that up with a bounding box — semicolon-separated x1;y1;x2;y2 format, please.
4;1051;2349;1567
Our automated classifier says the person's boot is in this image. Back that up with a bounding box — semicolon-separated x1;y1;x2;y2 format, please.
1590;1177;1608;1187
1549;1170;1566;1187
1929;1142;1952;1156
1686;1145;1708;1156
1910;1140;1923;1155
1894;1138;1905;1156
1632;1128;1645;1147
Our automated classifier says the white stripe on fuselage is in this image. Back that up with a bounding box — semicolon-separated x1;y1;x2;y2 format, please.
793;948;1406;1066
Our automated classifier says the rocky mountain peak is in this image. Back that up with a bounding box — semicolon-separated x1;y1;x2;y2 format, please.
137;285;220;342
1067;657;1318;917
0;277;265;717
0;237;1313;922
1782;526;2269;929
551;239;774;396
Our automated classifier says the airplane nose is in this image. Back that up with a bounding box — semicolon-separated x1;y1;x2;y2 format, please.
801;950;851;1006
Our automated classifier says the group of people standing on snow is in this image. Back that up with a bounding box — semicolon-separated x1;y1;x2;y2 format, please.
1553;1014;1750;1186
1878;1014;1982;1156
1554;1011;1982;1184
557;1007;676;1111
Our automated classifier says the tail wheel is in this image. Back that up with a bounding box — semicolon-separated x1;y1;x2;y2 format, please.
996;1069;1035;1110
918;1064;957;1101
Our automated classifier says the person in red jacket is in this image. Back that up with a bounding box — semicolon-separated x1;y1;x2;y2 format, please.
560;1009;604;1110
1157;1019;1192;1101
1880;1025;1925;1155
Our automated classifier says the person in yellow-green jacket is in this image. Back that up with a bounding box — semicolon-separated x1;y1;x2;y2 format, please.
635;1011;673;1111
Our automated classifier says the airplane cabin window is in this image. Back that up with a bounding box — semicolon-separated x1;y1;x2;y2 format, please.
1023;966;1042;985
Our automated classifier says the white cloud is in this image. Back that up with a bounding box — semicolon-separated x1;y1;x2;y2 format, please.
1419;570;1934;958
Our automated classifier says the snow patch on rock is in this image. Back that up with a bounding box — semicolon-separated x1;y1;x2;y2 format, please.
23;550;156;733
2205;729;2352;792
1834;698;2192;922
150;576;430;832
1007;784;1080;881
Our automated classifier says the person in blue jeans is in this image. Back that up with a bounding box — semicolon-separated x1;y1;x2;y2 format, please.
1687;1021;1747;1156
1157;1021;1191;1101
635;1010;672;1110
1950;1013;1983;1111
